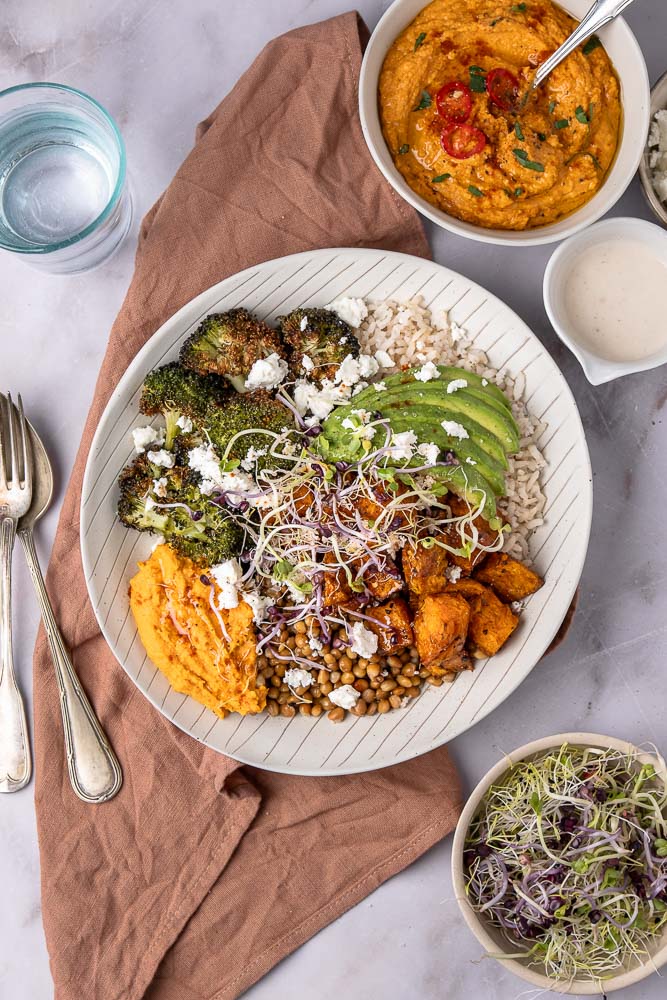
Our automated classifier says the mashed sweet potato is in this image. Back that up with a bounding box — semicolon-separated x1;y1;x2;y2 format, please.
129;545;265;718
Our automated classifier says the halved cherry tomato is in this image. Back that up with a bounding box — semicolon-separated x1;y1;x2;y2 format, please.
440;122;486;159
435;81;472;123
486;67;520;110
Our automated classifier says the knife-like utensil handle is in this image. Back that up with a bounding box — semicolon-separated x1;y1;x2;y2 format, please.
0;515;32;792
19;527;122;803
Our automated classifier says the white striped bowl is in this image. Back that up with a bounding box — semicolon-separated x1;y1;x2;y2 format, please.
81;248;592;775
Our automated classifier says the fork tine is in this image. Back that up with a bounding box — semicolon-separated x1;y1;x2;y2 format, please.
16;394;31;492
0;394;7;491
7;391;18;487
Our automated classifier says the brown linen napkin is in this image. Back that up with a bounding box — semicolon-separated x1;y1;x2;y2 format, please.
34;14;463;1000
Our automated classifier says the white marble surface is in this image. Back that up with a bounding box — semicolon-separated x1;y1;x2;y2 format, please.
1;1;667;997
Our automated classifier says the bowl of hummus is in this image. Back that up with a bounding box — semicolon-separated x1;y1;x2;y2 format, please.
359;0;649;245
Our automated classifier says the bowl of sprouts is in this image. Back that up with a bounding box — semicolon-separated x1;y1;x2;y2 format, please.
452;733;667;994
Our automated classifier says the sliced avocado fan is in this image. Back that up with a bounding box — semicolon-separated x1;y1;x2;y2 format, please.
315;365;520;524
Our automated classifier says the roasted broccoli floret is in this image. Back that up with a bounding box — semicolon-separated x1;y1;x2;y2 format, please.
117;455;243;566
205;390;291;469
140;362;228;449
279;308;359;384
179;309;286;392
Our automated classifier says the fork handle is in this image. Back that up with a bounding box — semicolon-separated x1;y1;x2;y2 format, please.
19;528;122;804
0;515;32;792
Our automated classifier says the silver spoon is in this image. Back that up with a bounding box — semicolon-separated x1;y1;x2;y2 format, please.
16;409;123;803
531;0;637;91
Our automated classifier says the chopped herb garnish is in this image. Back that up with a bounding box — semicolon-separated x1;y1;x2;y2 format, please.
469;65;487;93
513;148;545;171
548;99;556;114
468;185;484;197
514;187;523;197
514;121;524;140
575;105;590;124
583;34;602;55
537;131;547;141
490;17;504;26
432;173;452;182
413;90;432;111
398;144;410;155
414;31;427;51
511;2;527;10
554;118;570;129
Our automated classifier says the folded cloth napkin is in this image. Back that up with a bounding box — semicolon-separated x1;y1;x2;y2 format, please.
34;14;462;1000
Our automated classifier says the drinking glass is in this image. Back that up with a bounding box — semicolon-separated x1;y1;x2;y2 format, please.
0;83;132;274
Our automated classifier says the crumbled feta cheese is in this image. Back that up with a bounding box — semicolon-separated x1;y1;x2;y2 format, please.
324;296;368;328
132;425;165;454
329;684;360;710
210;559;243;610
374;381;387;392
176;415;193;432
188;444;224;494
241;445;268;471
389;430;418;460
300;315;308;331
446;565;462;584
301;354;314;372
339;336;348;344
308;635;323;653
375;349;394;368
358;355;380;379
152;477;168;498
417;442;440;465
414;361;439;382
447;378;468;394
441;420;469;440
245;352;289;391
465;456;477;466
242;589;271;625
449;321;465;343
481;378;488;386
335;353;379;386
284;667;314;690
348;622;379;658
147;448;175;468
351;380;369;396
293;377;352;421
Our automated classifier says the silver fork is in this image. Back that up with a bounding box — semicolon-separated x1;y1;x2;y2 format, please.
0;393;32;792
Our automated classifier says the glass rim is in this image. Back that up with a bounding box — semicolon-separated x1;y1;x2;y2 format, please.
0;81;127;254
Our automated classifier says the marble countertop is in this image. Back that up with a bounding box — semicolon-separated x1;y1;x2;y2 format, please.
2;1;667;997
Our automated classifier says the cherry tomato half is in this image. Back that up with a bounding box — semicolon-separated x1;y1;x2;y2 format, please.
440;122;486;159
435;81;473;124
486;67;520;111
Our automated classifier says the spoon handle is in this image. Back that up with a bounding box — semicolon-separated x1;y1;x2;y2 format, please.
19;527;123;803
532;0;636;90
0;516;32;792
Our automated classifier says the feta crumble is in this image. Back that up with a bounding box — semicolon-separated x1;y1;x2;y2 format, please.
152;477;168;498
447;378;468;394
417;441;440;465
414;361;439;382
335;353;380;386
284;667;314;690
375;349;394;369
300;315;308;331
324;296;368;328
241;445;268;471
293;377;352;421
441;420;469;440
446;565;462;584
210;559;243;610
301;354;314;372
146;448;175;468
465;456;477;466
308;635;323;654
329;684;360;710
242;589;271;625
132;425;165;453
389;429;418;460
348;622;379;658
374;381;387;392
176;415;193;433
245;352;289;391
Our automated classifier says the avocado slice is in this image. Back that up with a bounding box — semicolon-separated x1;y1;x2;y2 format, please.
355;366;513;412
396;464;500;525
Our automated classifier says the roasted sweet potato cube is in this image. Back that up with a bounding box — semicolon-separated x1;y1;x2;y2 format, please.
321;552;355;612
362;558;404;600
443;495;503;572
413;593;470;675
446;578;518;657
365;597;413;654
474;552;543;603
402;539;449;596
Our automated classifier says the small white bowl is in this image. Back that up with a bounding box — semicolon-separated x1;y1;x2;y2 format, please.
359;0;649;246
638;67;667;227
543;216;667;384
451;732;667;995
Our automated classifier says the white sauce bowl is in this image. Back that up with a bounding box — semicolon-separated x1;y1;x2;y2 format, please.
359;0;649;246
543;216;667;383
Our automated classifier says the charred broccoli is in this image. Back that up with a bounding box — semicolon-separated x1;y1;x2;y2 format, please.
117;455;243;566
179;309;286;392
279;307;359;384
205;391;291;469
140;362;228;449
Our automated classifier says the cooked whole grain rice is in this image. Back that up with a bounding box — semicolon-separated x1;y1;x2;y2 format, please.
356;297;546;563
